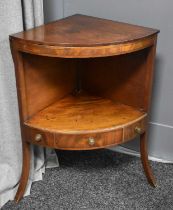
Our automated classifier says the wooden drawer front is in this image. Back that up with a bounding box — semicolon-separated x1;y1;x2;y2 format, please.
25;126;123;150
123;116;147;142
25;127;54;147
54;129;123;150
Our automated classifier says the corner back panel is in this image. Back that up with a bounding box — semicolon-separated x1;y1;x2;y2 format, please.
81;48;149;109
23;53;77;118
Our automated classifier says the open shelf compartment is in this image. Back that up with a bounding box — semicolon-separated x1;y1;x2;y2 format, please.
25;91;146;134
21;49;149;149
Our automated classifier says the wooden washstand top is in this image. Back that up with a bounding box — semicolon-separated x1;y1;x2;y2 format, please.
10;14;159;58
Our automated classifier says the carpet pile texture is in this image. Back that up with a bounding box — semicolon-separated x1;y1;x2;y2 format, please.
2;149;173;210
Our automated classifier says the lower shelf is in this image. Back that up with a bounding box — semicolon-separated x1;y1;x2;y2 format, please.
24;92;147;150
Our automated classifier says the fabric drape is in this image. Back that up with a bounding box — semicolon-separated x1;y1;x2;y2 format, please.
0;0;59;207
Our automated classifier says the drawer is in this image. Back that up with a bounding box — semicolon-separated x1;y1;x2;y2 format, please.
25;127;54;147
54;129;123;150
123;116;147;142
24;126;123;150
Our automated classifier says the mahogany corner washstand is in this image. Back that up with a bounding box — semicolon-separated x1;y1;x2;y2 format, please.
10;14;159;202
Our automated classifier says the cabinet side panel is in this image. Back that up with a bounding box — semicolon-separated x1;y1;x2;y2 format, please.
23;54;77;118
81;48;150;110
143;43;157;112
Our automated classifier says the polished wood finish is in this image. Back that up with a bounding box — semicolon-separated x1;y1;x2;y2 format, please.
10;34;157;58
25;126;123;150
81;48;150;109
14;142;30;202
24;92;147;150
10;14;159;58
10;14;159;202
124;117;147;142
10;46;32;202
140;132;157;187
23;54;76;117
10;14;158;47
25;92;146;133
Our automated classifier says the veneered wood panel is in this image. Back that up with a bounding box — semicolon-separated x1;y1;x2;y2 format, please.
25;126;123;150
24;114;147;150
23;54;77;118
10;35;156;58
24;92;146;133
81;48;150;109
54;130;123;150
11;14;158;47
124;116;147;142
10;14;159;58
10;14;159;201
25;127;54;147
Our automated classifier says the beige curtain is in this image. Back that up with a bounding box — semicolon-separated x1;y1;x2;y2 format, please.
0;0;59;207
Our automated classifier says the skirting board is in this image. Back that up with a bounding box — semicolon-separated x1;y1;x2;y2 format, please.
109;146;173;163
109;121;173;164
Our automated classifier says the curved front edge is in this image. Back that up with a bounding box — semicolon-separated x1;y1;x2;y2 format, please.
24;126;123;150
10;35;157;58
24;115;147;150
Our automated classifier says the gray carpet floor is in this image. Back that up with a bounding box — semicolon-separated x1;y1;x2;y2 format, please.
2;149;173;210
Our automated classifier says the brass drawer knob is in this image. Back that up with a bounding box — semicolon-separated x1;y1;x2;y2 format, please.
88;137;95;146
35;134;42;142
134;127;143;135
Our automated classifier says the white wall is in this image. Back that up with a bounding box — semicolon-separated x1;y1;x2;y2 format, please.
43;0;173;161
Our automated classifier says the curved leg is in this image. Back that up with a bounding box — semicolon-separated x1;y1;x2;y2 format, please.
15;142;30;203
140;132;157;187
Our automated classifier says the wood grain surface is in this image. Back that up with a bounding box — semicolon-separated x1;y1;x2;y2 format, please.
22;53;77;117
25;92;146;134
10;14;159;58
11;14;158;47
10;14;159;201
81;48;149;110
24;91;147;150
